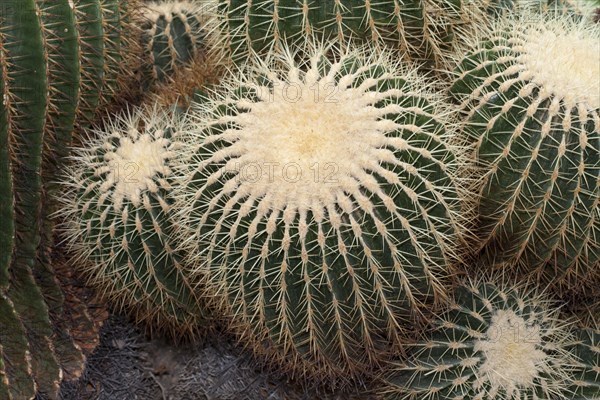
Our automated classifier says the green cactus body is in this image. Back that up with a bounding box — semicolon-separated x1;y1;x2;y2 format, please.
449;13;600;291
143;1;208;82
99;0;125;103
218;0;476;69
0;0;141;396
480;0;600;19
72;0;140;125
73;0;107;125
0;9;39;400
382;279;577;399
0;294;35;399
220;0;421;58
175;42;463;385
58;106;210;336
569;328;600;399
546;0;600;19
0;355;7;399
0;1;64;397
36;0;88;381
0;61;13;289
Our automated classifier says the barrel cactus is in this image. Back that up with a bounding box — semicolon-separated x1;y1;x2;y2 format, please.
173;40;465;387
381;278;578;399
0;0;141;397
57;104;213;338
449;12;600;293
480;0;600;18
217;0;479;69
568;328;600;400
141;1;211;83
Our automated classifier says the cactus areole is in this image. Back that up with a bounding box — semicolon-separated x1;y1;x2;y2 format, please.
177;42;463;381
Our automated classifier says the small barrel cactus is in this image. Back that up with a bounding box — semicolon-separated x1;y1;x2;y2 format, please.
217;0;478;69
57;105;211;337
568;328;600;400
141;1;210;83
381;278;578;399
174;40;465;386
449;12;600;293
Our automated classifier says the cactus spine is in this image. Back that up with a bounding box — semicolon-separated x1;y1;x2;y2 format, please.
58;105;211;337
174;40;464;386
449;13;600;292
382;279;578;399
0;0;142;397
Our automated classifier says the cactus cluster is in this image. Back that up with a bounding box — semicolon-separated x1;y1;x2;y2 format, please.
450;11;599;293
0;0;598;398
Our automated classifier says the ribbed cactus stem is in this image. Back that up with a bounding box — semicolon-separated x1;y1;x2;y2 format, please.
174;40;465;387
142;1;208;82
218;0;477;69
449;12;600;292
0;1;64;397
0;0;143;395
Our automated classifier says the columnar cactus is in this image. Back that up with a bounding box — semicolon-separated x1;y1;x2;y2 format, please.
174;40;465;386
449;12;600;293
142;1;210;82
381;279;578;399
57;105;211;337
568;328;600;400
217;0;478;69
0;0;141;397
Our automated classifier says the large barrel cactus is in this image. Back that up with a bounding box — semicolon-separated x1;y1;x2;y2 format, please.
57;105;212;337
0;0;140;397
449;12;600;293
382;279;578;399
217;0;479;69
174;40;465;387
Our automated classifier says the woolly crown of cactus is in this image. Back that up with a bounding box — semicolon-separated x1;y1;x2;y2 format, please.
382;277;578;400
173;39;466;385
449;11;599;291
56;105;210;338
